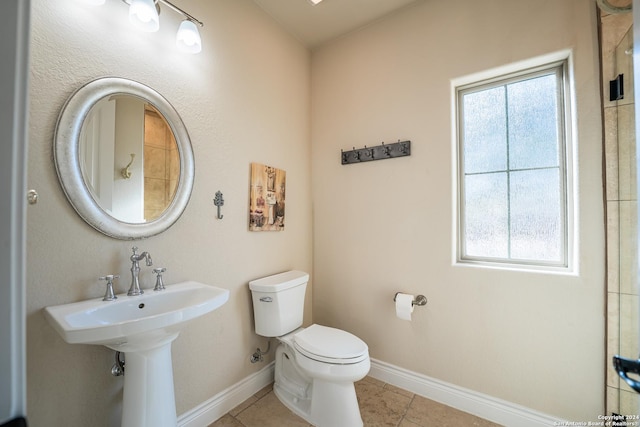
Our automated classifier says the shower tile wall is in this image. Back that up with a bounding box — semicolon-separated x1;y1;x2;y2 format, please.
144;106;179;220
600;9;640;416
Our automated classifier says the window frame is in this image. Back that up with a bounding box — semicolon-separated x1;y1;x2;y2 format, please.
454;56;574;272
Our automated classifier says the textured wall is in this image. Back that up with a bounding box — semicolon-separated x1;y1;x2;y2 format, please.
26;1;311;426
311;0;605;420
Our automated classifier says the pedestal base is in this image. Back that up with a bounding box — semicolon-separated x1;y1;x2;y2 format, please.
117;336;178;427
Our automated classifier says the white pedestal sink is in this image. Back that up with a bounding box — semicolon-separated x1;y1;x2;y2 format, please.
44;281;229;427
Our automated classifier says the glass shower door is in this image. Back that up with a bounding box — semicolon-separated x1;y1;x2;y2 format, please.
611;23;640;415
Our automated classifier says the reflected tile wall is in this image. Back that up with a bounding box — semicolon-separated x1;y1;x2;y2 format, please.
143;108;178;220
601;10;639;416
619;201;638;296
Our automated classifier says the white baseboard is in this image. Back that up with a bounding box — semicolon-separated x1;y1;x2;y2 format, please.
178;358;565;427
177;362;275;427
369;358;565;427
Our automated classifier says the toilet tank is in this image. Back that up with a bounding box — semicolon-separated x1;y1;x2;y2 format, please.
249;270;309;337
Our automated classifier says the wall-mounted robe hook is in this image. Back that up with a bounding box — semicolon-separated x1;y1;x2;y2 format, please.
121;153;136;179
213;191;224;219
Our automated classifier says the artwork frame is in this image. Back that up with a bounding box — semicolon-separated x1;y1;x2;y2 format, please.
249;162;286;231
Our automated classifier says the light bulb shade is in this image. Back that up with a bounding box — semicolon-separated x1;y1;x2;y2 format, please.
176;20;202;54
129;0;160;32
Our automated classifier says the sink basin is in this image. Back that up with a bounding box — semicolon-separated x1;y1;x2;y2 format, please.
44;280;229;427
45;280;229;346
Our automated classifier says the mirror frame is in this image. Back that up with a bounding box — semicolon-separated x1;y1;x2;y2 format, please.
54;77;195;239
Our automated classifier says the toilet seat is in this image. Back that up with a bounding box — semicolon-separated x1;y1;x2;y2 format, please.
293;324;368;365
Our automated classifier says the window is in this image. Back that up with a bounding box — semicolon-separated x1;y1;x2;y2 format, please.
456;60;570;268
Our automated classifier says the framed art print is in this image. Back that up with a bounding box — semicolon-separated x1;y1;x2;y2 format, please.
249;162;286;231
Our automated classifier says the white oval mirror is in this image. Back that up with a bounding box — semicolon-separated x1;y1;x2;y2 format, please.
54;77;195;239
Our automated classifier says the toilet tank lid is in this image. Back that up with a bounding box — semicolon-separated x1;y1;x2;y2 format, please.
249;270;309;292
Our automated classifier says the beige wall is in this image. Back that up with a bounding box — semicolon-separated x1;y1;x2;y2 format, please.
26;1;311;426
311;0;604;421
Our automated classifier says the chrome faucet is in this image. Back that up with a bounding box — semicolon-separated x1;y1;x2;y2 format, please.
128;247;152;296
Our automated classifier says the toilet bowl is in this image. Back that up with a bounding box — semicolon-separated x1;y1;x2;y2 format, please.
275;325;370;426
249;271;370;427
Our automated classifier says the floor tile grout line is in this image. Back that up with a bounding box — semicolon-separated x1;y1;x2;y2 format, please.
211;375;501;427
230;384;273;421
396;389;416;427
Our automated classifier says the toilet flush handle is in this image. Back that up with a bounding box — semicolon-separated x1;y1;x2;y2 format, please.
259;297;273;303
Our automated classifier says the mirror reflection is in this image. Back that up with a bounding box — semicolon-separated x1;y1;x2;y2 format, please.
55;77;194;240
79;96;180;223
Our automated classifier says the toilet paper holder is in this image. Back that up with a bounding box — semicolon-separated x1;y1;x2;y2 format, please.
393;293;427;307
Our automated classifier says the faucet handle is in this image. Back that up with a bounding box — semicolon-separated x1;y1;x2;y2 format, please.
99;275;120;301
153;268;166;291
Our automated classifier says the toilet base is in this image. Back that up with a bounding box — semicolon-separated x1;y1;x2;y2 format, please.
274;344;364;427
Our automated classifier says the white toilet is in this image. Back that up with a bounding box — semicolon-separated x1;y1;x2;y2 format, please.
249;270;370;427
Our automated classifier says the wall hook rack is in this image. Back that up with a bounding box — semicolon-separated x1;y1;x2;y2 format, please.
213;191;224;219
341;140;410;165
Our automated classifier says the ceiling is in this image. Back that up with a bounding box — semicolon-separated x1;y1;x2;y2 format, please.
251;0;421;49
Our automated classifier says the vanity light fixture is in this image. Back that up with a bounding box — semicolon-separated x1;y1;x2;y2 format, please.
128;0;160;32
308;0;323;4
176;19;202;53
158;0;204;53
86;0;204;53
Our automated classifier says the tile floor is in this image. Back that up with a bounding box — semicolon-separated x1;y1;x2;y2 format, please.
209;376;502;427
